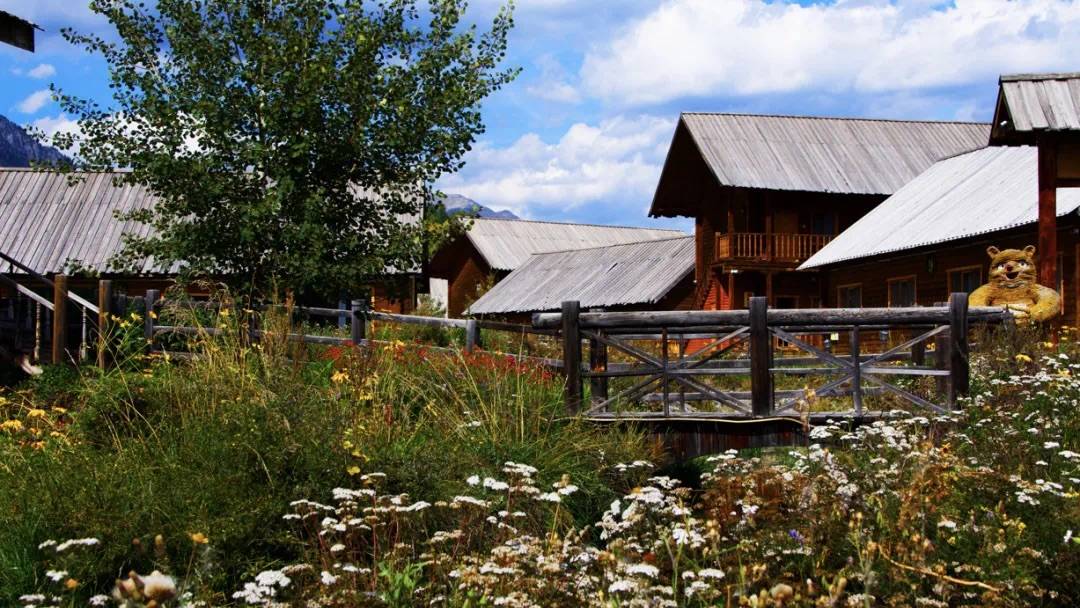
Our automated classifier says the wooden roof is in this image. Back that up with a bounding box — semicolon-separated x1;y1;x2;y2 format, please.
990;73;1080;145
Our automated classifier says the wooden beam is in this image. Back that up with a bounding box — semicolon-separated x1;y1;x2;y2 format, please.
561;301;583;414
97;280;112;368
749;296;772;416
1038;138;1058;288
51;274;68;364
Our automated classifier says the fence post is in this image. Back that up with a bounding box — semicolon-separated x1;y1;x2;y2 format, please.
51;274;69;364
749;296;772;417
465;319;481;354
97;279;113;368
948;292;969;409
589;330;608;406
144;289;159;355
850;326;862;415
350;298;367;344
562;300;583;415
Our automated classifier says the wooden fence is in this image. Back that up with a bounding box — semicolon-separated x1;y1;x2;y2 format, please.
532;294;1012;420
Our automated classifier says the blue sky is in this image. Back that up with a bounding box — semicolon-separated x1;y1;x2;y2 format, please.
2;0;1079;232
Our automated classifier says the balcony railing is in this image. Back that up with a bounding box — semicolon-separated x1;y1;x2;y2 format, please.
714;232;833;263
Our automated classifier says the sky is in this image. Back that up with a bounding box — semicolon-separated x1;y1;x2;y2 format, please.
2;0;1079;232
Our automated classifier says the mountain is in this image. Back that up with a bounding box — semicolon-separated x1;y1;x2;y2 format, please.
440;193;517;219
0;114;68;167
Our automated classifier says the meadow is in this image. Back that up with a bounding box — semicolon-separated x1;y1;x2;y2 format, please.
1;300;1078;607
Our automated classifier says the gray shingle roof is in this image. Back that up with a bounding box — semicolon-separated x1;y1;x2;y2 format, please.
993;73;1080;138
467;236;694;315
652;113;990;216
465;217;686;271
0;168;168;274
799;146;1080;269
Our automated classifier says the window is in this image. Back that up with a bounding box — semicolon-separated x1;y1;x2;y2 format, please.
837;284;861;308
948;266;982;295
888;276;917;307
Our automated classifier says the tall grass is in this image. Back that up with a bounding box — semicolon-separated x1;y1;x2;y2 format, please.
0;297;650;604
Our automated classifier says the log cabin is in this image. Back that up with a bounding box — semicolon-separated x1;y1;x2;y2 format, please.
465;235;695;322
0;168;422;313
800;146;1080;323
649;113;990;311
428;218;684;317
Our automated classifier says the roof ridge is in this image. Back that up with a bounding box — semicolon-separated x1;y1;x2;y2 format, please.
679;111;989;127
0;167;131;173
473;216;685;232
1001;72;1080;82
526;234;694;256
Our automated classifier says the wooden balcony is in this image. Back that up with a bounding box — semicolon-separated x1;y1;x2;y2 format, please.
714;232;832;264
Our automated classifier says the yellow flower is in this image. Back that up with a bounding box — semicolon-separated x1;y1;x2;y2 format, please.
31;441;45;450
1042;341;1056;349
65;578;79;590
1;419;24;432
51;406;67;414
1015;354;1033;364
219;308;230;317
331;370;349;384
189;532;209;545
26;408;47;418
342;440;354;450
347;465;361;476
149;310;158;319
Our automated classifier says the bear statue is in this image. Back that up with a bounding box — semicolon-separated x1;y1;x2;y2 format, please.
968;245;1060;322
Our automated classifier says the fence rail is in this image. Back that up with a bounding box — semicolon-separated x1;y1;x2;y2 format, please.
535;294;1010;419
714;232;833;262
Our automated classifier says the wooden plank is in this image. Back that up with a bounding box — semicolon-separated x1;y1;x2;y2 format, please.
749;296;772;416
589;331;609;405
562;301;583;414
465;319;481;354
1038;138;1058;287
351;299;366;343
366;310;468;329
851;326;862;415
533;306;1010;329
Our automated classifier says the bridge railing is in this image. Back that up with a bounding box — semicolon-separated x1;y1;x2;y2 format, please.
532;294;1013;420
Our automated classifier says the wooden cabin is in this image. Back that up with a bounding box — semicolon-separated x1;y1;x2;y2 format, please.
649;113;990;311
428;218;684;317
0;168;421;313
800;146;1080;322
465;236;696;323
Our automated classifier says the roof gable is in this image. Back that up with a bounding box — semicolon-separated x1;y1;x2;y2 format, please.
467;236;694;315
990;73;1080;144
799;146;1080;269
651;113;990;217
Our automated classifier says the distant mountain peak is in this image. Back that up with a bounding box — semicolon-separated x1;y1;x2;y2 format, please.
0;114;69;168
439;193;518;219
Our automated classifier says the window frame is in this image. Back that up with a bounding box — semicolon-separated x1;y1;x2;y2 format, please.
836;283;862;308
946;265;982;295
886;274;918;308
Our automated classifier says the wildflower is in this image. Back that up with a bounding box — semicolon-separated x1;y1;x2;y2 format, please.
331;370;349;384
466;475;480;486
1065;530;1074;544
45;569;68;582
698;568;725;580
189;532;209;545
346;465;361;476
608;579;636;593
54;537;99;552
320;571;338;585
1;419;23;432
1044;441;1061;449
26;409;46;418
626;563;659;578
89;595;110;606
65;578;79;590
1015;353;1033;363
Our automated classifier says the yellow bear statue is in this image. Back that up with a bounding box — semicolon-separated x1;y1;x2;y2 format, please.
969;246;1060;322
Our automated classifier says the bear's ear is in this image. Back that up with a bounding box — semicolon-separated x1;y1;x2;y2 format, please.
987;246;1000;258
1023;245;1036;258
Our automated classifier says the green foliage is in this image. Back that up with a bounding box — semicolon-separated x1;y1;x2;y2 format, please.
51;0;517;298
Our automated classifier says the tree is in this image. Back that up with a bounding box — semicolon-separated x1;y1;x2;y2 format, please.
52;0;516;298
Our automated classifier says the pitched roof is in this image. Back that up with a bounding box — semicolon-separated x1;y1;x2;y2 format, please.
466;236;694;315
651;113;990;216
0;168;169;274
799;146;1080;269
0;168;420;275
462;217;686;271
991;73;1080;143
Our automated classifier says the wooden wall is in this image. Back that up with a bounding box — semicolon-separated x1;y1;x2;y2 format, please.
428;237;498;317
821;221;1079;325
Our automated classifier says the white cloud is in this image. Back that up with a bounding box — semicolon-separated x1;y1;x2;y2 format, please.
438;114;674;218
581;0;1080;106
31;112;80;153
17;89;53;114
27;63;56;79
524;54;581;104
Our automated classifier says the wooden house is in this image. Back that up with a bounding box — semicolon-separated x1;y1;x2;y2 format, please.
0;168;421;312
428;218;684;317
800;146;1080;322
648;113;990;311
465;236;695;322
